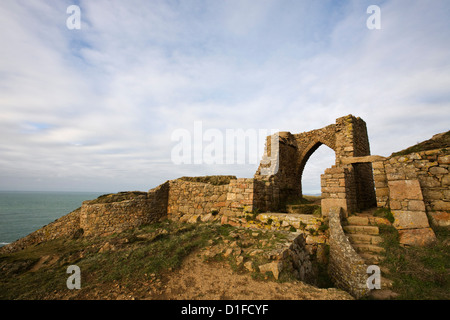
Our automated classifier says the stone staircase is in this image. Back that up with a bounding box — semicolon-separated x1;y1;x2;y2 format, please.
342;208;398;299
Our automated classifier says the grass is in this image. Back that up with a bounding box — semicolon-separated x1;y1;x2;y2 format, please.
0;220;301;299
373;207;395;224
0;221;234;299
87;191;148;204
178;175;237;185
390;130;450;157
377;225;450;299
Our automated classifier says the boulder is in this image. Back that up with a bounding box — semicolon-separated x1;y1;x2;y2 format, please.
398;228;436;246
258;261;283;280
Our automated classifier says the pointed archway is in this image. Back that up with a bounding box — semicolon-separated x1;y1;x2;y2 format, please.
254;115;377;214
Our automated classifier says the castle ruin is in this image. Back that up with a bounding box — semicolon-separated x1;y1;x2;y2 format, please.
2;115;448;298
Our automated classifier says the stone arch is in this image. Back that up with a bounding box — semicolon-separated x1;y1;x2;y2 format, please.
254;115;376;213
297;140;335;196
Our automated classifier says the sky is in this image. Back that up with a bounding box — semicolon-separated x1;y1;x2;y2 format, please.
0;0;449;193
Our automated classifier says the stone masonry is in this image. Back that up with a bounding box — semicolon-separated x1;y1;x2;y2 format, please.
1;115;448;299
255;115;377;214
369;148;449;245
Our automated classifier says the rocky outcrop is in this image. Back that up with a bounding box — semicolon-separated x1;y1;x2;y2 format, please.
0;207;81;254
0;184;170;254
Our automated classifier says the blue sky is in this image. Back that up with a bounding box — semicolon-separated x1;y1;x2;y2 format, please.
0;0;449;193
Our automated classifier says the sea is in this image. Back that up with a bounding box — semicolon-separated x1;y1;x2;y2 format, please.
0;191;105;247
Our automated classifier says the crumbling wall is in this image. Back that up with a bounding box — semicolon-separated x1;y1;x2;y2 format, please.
370;148;449;245
167;177;257;222
254;115;376;214
80;183;169;237
321;166;358;217
328;206;369;298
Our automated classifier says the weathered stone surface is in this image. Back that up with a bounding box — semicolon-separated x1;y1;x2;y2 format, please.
321;198;348;216
428;211;450;227
388;180;423;200
398;228;436;246
392;210;430;230
244;261;254;272
430;200;450;211
346;216;369;226
328;207;370;299
429;166;448;175
438;155;450;164
340;155;386;165
407;200;426;211
259;261;283;280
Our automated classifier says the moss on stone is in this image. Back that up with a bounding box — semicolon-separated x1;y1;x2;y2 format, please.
391;131;450;157
87;191;148;204
178;175;237;185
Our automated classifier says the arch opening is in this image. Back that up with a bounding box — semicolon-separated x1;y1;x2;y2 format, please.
301;143;336;197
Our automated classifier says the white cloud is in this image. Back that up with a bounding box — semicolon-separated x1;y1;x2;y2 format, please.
0;0;449;193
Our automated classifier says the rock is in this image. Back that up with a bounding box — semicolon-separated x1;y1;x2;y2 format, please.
392;210;430;230
258;261;283;280
223;248;233;258
187;215;201;224
429;166;448;175
428;211;450;227
431;200;450;211
388;180;423;201
398;228;436;246
201;213;213;222
244;261;254;272
220;215;228;225
98;242;116;253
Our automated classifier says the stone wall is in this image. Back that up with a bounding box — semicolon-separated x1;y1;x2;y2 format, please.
321;166;357;217
0;185;171;254
327;206;369;298
227;178;256;214
381;149;449;244
167;177;257;222
370;148;449;245
253;178;280;212
411;149;450;226
373;159;389;208
335;116;376;210
255;115;376;214
168;179;229;218
80;183;170;237
265;232;318;285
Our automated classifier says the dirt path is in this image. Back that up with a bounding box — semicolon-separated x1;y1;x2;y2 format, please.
60;252;352;300
154;254;353;300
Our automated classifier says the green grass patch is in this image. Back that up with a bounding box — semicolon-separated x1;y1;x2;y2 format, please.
378;225;450;299
0;220;239;299
373;207;395;224
390;130;450;157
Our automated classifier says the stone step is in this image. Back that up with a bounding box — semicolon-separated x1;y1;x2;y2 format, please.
347;233;383;245
353;244;385;254
343;225;379;235
359;253;384;265
346;215;391;226
346;216;370;226
286;204;319;215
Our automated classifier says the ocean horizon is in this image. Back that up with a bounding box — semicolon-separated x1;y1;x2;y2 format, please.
0;191;106;247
